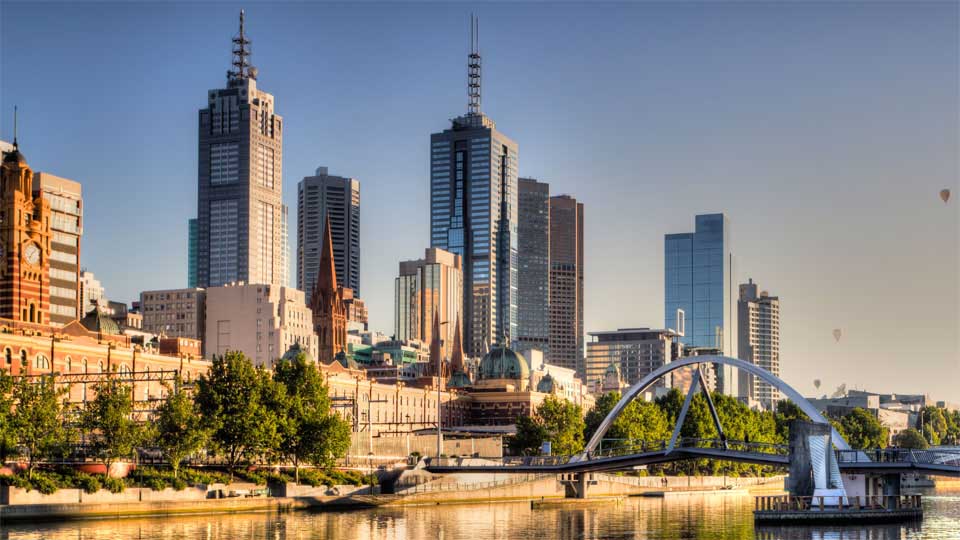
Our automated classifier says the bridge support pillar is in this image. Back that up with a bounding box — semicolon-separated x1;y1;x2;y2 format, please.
882;473;901;509
561;473;594;498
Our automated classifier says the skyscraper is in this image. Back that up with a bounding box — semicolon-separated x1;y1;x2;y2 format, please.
196;11;287;289
33;172;82;326
395;247;463;360
297;167;360;299
517;178;550;354
187;219;198;288
664;213;736;395
549;195;584;374
738;278;781;409
429;17;518;357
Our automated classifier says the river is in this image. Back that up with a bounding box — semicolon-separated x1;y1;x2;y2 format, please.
3;488;958;539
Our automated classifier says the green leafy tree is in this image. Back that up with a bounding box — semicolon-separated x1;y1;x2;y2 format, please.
272;353;351;482
838;408;889;450
893;428;928;450
509;415;549;456
584;392;624;442
0;371;17;462
12;374;73;478
773;400;810;442
82;379;144;475
153;382;207;479
918;406;948;446
536;396;585;456
195;352;279;479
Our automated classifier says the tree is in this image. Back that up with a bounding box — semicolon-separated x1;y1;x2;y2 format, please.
838;408;888;450
773;400;810;443
509;415;548;456
11;374;73;478
893;428;928;450
82;379;144;475
0;371;17;462
918;406;948;446
535;396;585;456
272;353;351;482
195;352;279;479
584;392;623;442
153;381;207;479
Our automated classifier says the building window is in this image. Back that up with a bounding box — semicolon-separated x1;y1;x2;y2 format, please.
35;355;50;370
3;348;10;366
19;350;27;368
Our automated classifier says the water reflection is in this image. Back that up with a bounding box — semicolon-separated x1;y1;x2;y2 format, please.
1;489;957;540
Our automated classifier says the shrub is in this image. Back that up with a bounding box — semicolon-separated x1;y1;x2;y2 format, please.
31;473;58;495
144;477;167;491
171;478;187;491
74;473;101;494
102;476;125;494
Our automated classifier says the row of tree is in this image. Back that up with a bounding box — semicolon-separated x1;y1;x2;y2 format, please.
510;389;935;474
0;351;352;482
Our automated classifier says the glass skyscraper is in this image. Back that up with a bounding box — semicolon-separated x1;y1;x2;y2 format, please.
664;213;736;393
429;20;518;357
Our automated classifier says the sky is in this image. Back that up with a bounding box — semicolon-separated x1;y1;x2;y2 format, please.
1;2;957;402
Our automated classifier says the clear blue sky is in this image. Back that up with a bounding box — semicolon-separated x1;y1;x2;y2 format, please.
2;2;957;401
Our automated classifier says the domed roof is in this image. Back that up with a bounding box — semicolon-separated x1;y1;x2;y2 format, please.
80;307;121;336
478;346;529;381
3;148;26;166
536;373;556;394
605;361;620;376
448;370;472;389
281;342;312;363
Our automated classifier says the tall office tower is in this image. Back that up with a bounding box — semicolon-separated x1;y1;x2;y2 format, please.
0;141;51;325
516;178;550;354
187;219;198;288
738;278;781;409
664;213;736;395
78;270;104;312
395;247;463;360
33;173;82;326
549;195;584;374
585;328;681;389
297;167;360;299
196;11;287;289
430;17;519;357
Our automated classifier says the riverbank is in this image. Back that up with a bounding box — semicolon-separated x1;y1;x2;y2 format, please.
0;474;786;523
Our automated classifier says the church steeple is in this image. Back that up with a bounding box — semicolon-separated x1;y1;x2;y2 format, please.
450;313;465;372
316;214;338;293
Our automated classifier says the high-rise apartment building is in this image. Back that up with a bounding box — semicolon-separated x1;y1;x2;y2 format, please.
549;195;584;374
738;278;781;409
140;287;206;349
664;213;736;395
430;19;518;357
585;328;681;390
297;167;360;299
78;270;104;314
196;11;287;289
395;247;463;361
187;219;198;288
206;282;316;367
33;172;82;326
517;178;550;354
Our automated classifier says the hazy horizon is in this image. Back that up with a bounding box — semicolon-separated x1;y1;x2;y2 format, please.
1;2;957;401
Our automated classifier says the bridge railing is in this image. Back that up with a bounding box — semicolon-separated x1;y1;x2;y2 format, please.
836;448;960;466
754;494;922;513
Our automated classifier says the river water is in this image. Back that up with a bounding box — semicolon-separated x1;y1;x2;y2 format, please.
3;488;958;539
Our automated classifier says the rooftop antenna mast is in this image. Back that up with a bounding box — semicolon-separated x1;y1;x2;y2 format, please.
12;106;17;149
467;14;481;116
230;9;253;81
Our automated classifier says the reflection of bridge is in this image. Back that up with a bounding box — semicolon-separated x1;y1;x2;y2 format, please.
426;356;960;478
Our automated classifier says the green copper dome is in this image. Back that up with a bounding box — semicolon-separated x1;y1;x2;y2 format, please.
478;346;530;381
536;373;556;394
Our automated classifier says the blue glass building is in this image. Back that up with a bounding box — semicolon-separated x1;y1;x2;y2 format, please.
664;214;736;393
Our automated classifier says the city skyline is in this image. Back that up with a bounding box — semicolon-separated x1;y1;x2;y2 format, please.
0;2;956;401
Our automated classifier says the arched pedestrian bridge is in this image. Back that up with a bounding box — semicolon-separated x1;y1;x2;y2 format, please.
427;356;960;477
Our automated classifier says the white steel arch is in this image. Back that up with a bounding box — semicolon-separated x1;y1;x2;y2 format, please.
581;355;850;456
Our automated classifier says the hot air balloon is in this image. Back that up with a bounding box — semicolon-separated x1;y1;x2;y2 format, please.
832;329;842;343
941;189;951;203
814;379;821;391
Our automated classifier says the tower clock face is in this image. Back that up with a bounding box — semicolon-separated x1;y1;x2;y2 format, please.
23;242;41;267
